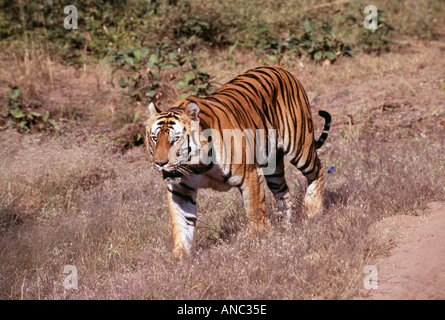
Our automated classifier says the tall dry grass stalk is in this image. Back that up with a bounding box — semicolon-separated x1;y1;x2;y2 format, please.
11;42;54;98
10;0;54;99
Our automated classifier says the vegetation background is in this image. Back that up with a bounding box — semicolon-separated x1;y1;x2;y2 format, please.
0;0;444;299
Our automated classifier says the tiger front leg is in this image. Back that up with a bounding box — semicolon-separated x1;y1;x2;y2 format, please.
166;183;197;259
240;167;268;235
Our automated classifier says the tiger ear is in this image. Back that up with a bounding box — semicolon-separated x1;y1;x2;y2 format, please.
184;102;200;121
148;101;161;116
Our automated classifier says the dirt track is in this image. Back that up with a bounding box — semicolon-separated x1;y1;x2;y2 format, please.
357;202;445;300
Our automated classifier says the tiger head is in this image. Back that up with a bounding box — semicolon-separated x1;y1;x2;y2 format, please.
145;101;203;182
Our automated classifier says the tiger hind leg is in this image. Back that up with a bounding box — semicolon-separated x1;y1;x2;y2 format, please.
241;167;268;235
301;156;324;218
264;153;293;222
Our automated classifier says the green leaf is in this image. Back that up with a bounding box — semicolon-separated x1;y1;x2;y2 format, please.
92;133;105;143
19;120;28;130
176;80;189;88
103;55;115;65
325;51;335;61
343;28;353;41
322;22;332;34
29;111;41;118
133;49;141;61
229;42;237;55
119;77;129;88
176;71;196;88
304;20;313;33
123;55;134;66
160;63;176;70
195;83;209;89
147;54;158;68
303;40;313;48
133;110;140;123
161;41;171;49
184;72;195;82
12;88;20;100
314;51;322;60
151;69;160;78
140;47;149;59
43;111;50;122
266;55;278;63
11;109;25;118
48;119;60;131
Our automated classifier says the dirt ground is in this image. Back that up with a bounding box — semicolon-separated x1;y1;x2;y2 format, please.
356;202;445;300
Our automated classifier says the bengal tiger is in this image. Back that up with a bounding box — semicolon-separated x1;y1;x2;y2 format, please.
145;66;331;259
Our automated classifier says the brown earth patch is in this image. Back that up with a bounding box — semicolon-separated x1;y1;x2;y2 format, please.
356;202;445;299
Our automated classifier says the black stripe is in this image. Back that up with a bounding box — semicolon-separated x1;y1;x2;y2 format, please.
266;181;284;190
302;161;318;177
241;73;270;93
179;182;195;191
298;144;315;171
280;72;298;154
168;188;196;205
199;100;223;133
289;81;306;157
266;172;285;178
315;110;331;149
234;80;262;99
184;216;197;226
277;184;289;194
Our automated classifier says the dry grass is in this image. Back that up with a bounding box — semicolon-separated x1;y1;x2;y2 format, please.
0;128;443;299
1;35;445;299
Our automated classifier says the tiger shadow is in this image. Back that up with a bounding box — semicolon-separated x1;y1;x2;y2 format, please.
195;207;246;251
323;188;349;209
194;188;348;251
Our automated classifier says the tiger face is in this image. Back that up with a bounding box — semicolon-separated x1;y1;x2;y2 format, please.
145;101;201;183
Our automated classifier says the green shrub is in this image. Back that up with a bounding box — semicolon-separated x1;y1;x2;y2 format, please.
1;88;59;133
2;0;443;66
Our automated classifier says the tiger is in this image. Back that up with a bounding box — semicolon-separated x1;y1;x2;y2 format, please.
145;66;331;259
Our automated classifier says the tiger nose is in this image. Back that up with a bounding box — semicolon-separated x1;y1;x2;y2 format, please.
155;160;168;167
